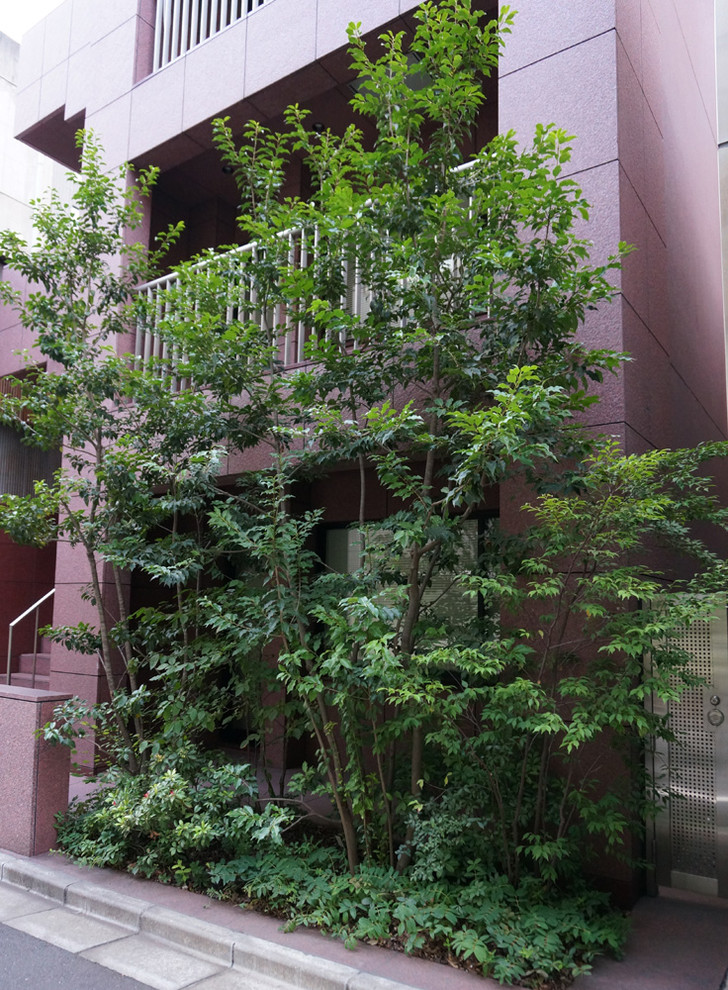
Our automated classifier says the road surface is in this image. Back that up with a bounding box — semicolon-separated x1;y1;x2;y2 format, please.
0;923;151;989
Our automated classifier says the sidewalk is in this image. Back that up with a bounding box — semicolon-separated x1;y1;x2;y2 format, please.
572;885;728;990
2;844;728;990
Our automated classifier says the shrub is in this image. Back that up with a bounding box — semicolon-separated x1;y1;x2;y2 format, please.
56;748;293;888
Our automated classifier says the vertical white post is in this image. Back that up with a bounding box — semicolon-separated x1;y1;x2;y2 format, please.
199;0;211;43
153;0;166;70
171;0;182;61
311;226;319;346
250;244;259;332
339;257;350;346
180;0;192;59
283;230;295;365
190;0;200;46
297;230;309;363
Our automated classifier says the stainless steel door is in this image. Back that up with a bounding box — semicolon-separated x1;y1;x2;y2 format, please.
652;607;728;897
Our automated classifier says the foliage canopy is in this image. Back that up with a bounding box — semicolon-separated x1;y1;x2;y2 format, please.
2;1;728;983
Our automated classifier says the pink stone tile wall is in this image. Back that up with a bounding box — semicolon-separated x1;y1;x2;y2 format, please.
0;686;72;855
11;0;726;499
0;533;55;667
499;0;726;453
15;0;427;171
645;0;725;441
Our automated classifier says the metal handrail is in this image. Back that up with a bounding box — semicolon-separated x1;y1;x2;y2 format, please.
6;588;55;688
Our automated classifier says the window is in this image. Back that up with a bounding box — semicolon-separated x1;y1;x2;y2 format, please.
323;518;485;625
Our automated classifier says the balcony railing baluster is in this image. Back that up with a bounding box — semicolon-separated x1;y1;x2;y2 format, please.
135;224;371;391
152;0;264;72
189;0;200;46
297;232;309;364
170;0;182;61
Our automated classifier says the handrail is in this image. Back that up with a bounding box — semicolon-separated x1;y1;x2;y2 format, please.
6;588;55;688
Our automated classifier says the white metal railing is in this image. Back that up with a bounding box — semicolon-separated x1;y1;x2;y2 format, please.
6;588;55;688
153;0;266;72
135;161;481;388
135;227;371;389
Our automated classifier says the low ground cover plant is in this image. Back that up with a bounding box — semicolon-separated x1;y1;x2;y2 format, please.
57;748;292;887
58;755;627;989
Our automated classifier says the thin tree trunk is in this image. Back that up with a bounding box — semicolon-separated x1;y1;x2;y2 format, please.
85;546;139;773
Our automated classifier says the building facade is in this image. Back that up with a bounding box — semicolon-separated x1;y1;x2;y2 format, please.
3;0;728;896
0;30;71;684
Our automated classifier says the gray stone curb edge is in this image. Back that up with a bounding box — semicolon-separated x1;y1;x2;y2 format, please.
0;849;421;990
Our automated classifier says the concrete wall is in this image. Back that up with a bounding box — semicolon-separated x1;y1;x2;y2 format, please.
499;0;725;902
642;0;725;449
1;32;73;373
13;3;725;446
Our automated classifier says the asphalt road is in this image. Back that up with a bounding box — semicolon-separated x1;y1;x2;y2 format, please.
0;923;152;989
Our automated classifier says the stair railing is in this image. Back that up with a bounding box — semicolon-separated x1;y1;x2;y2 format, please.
6;588;55;688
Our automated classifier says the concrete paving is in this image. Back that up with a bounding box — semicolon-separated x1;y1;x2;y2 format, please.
571;885;728;990
1;846;728;990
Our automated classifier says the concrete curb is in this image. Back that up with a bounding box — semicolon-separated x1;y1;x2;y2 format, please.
66;882;151;930
0;850;423;990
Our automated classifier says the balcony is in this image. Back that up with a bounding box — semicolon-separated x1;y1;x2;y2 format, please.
135;159;483;389
153;0;266;72
135;228;371;388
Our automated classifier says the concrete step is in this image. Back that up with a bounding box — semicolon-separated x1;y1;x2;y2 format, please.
9;672;50;690
17;653;51;676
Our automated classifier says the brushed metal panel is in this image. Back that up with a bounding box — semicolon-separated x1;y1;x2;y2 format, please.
653;606;728;897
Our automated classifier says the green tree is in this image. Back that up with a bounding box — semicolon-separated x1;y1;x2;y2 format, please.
146;0;728;885
0;135;228;771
